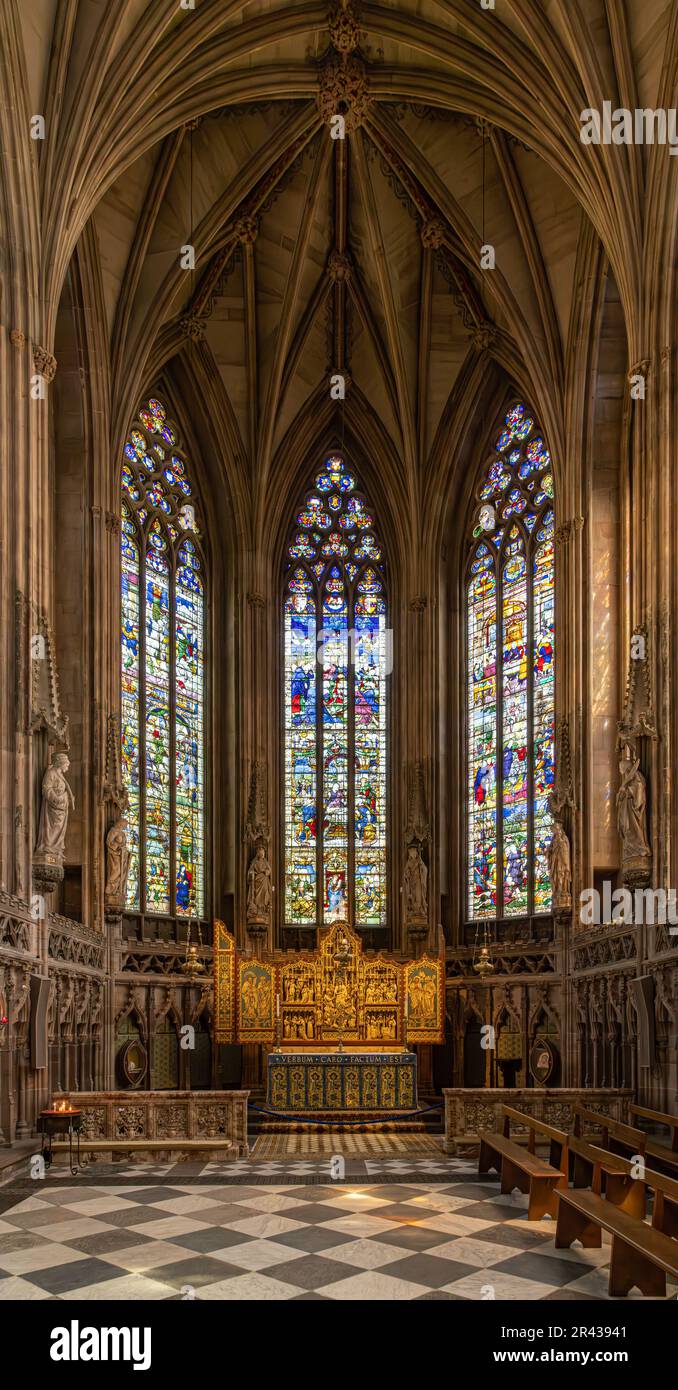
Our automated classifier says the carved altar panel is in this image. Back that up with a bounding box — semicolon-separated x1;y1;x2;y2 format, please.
213;920;235;1042
237;958;275;1042
405;956;444;1042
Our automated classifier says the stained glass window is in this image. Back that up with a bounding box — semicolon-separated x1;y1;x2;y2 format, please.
120;395;206;918
467;403;555;920
284;453;388;928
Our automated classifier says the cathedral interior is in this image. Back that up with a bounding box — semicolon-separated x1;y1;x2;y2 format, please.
1;0;678;1324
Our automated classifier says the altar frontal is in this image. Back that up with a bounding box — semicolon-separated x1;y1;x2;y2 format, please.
267;1051;418;1113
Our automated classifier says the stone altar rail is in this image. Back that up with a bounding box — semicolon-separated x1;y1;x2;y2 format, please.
442;1088;633;1155
58;1090;250;1159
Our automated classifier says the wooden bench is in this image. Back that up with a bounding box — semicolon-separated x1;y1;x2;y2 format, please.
555;1181;678;1298
478;1106;568;1220
640;1166;678;1239
573;1104;646;1159
629;1104;678;1175
569;1136;646;1218
51;1138;237;1163
630;1103;678;1152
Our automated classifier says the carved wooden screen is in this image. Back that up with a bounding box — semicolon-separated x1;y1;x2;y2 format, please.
466;403;555;921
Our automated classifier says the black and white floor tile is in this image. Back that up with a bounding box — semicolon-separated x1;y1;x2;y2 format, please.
1;1166;673;1300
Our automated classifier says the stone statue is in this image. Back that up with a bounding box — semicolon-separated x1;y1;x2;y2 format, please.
34;753;74;865
403;844;427;920
247;844;272;923
617;751;651;875
105;816;130;909
547;820;571;907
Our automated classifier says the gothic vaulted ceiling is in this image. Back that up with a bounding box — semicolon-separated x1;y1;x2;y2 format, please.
4;0;675;548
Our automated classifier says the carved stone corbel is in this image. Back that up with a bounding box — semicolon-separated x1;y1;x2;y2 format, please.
32;345;57;382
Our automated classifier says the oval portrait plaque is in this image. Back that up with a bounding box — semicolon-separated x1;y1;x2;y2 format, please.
529;1036;555;1085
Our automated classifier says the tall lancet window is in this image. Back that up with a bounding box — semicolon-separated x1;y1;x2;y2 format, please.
466;403;555;921
120;395;206;919
283;452;388;930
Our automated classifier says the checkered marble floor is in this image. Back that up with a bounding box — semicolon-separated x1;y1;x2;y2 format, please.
1;1168;673;1300
1;1155;471;1183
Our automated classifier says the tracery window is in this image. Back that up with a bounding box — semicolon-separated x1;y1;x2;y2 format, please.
466;403;555;921
283;452;388;930
120;395;206;918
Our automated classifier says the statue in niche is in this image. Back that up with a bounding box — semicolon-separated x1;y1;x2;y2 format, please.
105;816;130;909
247;843;272;924
547;820;571;908
403;844;428;921
34;753;74;872
616;749;651;878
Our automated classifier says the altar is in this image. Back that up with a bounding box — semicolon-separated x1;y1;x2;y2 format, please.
267;1050;418;1114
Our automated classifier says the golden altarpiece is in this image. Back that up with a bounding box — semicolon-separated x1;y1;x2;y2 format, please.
213;921;444;1114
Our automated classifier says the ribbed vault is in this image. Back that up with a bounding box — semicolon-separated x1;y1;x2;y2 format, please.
6;0;676;530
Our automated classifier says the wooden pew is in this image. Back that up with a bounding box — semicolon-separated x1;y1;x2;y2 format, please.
555;1168;678;1298
573;1104;647;1159
630;1103;678;1151
630;1104;678;1174
646;1167;678;1239
478;1106;568;1220
568;1136;646;1219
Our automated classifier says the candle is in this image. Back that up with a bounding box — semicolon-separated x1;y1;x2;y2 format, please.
404;995;409;1020
276;992;280;1019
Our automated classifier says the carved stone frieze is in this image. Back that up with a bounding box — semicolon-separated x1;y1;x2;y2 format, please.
80;1107;106;1141
447;950;557;979
572;928;638;973
121;946;213;977
114;1105;147;1140
49;925;105;971
0;902;31;954
156;1103;189;1139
